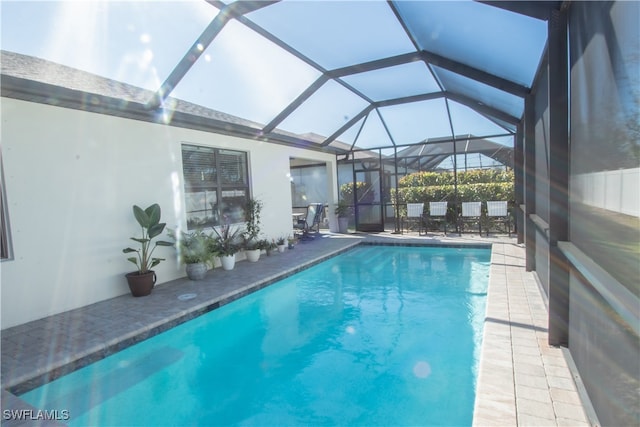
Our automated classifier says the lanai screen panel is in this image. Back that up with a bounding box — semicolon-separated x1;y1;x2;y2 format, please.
340;62;441;102
567;4;639;426
336;113;395;150
245;1;415;70
173;19;321;125
393;0;547;87
378;99;453;145
277;80;369;137
434;67;525;120
569;1;639;296
446;100;514;138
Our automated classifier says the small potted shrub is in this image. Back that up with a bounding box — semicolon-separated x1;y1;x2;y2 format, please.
335;200;350;233
122;204;173;296
243;236;262;262
169;228;214;280
212;224;241;270
276;236;287;253
259;239;276;256
242;197;263;262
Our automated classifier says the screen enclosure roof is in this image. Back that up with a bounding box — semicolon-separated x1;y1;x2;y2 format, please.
1;0;556;160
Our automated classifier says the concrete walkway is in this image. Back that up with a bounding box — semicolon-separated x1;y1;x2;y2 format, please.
1;232;593;426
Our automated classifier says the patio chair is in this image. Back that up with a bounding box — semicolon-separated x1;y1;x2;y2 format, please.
486;201;511;236
294;203;323;240
426;201;448;234
459;202;483;235
402;203;425;235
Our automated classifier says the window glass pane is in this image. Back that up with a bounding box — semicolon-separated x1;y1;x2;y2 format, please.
279;80;369;137
173;19;320;126
394;0;547;86
182;145;217;228
1;1;217;92
341;62;440;102
220;189;247;225
247;1;414;69
219;150;248;186
182;145;216;191
185;190;218;230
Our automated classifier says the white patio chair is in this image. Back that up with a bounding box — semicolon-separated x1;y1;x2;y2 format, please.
426;201;448;234
460;201;483;235
486;201;511;236
403;203;425;235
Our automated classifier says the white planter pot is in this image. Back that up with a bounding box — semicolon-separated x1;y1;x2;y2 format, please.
220;254;236;271
277;244;286;253
338;217;349;233
245;249;261;262
185;262;207;280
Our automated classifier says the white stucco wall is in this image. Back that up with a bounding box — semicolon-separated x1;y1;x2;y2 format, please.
0;98;337;328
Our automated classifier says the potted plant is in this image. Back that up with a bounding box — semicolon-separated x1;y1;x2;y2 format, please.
276;236;287;253
242;197;263;262
260;239;276;256
168;228;214;280
212;223;241;270
122;203;173;296
243;236;262;262
335;200;350;234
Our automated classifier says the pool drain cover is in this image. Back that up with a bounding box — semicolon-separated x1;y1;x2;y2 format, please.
178;293;197;301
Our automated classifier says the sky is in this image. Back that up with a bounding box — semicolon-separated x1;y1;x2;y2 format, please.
1;0;547;168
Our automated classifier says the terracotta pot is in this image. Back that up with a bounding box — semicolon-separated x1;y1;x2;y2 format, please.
125;270;156;297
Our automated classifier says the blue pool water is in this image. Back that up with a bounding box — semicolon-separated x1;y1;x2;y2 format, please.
21;245;490;426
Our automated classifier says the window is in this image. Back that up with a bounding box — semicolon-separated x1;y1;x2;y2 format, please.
181;144;249;229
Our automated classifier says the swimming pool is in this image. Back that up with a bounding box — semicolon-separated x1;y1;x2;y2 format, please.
20;245;490;426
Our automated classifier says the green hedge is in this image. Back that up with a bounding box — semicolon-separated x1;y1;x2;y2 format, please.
398;169;513;187
393;169;514;206
393;182;514;205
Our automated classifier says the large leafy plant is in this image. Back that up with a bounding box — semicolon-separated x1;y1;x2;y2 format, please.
168;228;214;266
123;204;173;274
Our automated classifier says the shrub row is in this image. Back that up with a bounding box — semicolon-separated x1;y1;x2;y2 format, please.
393;182;514;205
398;169;513;187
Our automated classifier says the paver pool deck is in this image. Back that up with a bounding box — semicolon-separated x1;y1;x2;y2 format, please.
1;232;594;426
